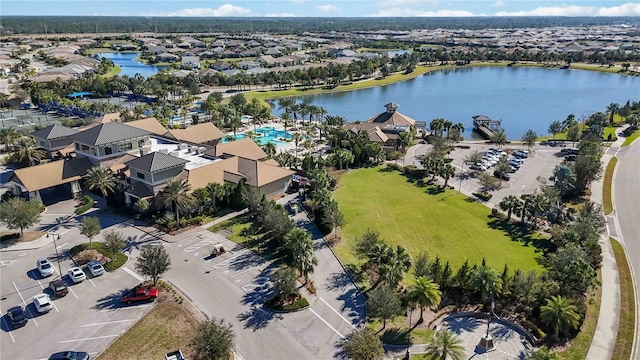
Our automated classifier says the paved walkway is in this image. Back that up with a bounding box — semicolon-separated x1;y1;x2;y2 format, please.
585;126;627;360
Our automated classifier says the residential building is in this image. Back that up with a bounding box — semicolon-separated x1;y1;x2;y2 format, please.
31;124;79;158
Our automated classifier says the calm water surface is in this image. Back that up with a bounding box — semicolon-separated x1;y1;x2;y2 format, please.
98;52;165;78
276;67;640;139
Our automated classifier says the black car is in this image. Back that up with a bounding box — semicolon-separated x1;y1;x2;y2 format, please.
7;306;28;328
48;351;90;360
493;170;511;181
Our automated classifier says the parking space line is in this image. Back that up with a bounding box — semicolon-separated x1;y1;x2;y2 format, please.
229;265;260;279
56;242;68;249
309;308;345;339
12;282;27;306
13;282;39;327
88;279;96;287
80;318;138;327
123;267;144;281
99;304;153;312
35;278;59;313
60;334;119;343
0;312;15;342
67;285;79;299
319;297;357;329
211;253;247;270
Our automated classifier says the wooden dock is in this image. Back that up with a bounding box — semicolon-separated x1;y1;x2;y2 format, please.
472;115;501;140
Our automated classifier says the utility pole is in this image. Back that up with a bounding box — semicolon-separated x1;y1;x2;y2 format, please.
47;233;64;278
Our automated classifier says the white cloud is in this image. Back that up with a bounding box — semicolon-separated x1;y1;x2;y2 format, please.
143;4;251;17
495;2;640;16
369;7;474;17
491;1;506;7
376;0;439;8
265;13;297;17
316;4;340;12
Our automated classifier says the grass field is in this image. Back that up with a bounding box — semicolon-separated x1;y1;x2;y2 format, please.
97;290;200;360
539;125;617;142
208;214;284;261
610;238;635;360
622;128;640;146
332;167;547;276
100;65;121;78
603;157;617;215
559;270;602;360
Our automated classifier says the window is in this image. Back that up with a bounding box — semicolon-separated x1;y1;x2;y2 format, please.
75;143;80;150
104;146;113;155
81;144;90;152
136;172;145;180
117;142;133;152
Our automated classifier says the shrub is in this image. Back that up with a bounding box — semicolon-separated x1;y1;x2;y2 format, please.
473;192;493;201
74;196;95;215
386;163;403;172
265;295;310;311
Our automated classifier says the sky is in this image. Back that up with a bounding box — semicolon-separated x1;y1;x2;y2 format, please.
1;1;639;17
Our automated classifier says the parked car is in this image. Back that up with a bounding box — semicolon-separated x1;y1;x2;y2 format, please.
33;294;53;313
48;351;90;360
121;287;159;304
67;267;86;284
87;261;104;277
509;157;524;165
508;160;522;168
561;148;580;155
565;154;578;161
37;258;55;278
512;150;529;158
49;279;68;298
6;306;28;328
493;170;511;181
469;163;487;171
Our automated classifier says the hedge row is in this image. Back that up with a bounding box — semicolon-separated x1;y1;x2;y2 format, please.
265;296;310;312
74;196;95;215
69;242;128;271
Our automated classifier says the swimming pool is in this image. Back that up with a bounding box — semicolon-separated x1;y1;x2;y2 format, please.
222;126;292;147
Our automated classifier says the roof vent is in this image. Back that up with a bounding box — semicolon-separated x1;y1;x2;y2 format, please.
179;143;188;150
159;149;169;154
170;151;180;157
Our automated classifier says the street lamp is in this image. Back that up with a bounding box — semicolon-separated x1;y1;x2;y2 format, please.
47;232;64;278
406;306;412;360
478;289;496;351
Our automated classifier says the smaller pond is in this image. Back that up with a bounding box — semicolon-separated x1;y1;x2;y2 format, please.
98;52;166;78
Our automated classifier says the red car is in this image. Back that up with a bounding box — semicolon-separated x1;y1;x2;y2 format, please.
121;287;158;304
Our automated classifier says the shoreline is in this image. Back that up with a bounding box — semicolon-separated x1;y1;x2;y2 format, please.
244;61;639;103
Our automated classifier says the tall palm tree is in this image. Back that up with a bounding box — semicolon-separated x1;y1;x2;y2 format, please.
409;276;442;322
158;178;195;223
379;245;412;288
191;188;210;214
262;142;276;158
280;112;292;136
11;136;46;166
206;182;225;209
498;195;522;220
553;165;575;197
606;102;620;124
440;164;456;188
540;295;580;341
283;228;318;284
85;166;117;205
0;127;20;153
525;348;559;360
470;265;502;303
424;329;466;360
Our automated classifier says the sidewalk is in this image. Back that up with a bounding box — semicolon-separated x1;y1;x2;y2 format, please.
585;125;628;360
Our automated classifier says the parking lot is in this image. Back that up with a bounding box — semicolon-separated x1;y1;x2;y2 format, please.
408;142;565;207
0;242;151;360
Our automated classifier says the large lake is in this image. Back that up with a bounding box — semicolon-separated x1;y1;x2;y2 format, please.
275;66;640;139
98;52;166;78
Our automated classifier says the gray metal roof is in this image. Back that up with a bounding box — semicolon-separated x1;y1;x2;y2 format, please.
31;124;78;140
125;151;188;173
70;122;151;146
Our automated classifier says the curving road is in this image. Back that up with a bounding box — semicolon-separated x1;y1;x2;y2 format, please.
611;137;640;360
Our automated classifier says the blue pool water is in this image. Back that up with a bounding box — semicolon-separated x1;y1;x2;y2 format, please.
222;126;292;147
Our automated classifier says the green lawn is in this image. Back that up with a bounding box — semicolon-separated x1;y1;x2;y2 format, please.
208;214;284;261
611;238;635;360
539;125;617;142
333;167;547;275
622;128;640;146
100;65;121;78
603;157;617;215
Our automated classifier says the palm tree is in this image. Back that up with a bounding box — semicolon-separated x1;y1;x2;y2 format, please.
498;195;522;220
430;118;445;138
490;128;508;148
606;102;620;124
547;121;563;139
283;228;318;284
409;276;442;322
521;129;538;149
158;178;195;223
525;348;559;360
262;142;276;158
396;131;412;153
280;112;292;136
424;329;466;360
378;245;412;288
85;166;117;206
292;132;303;159
206;182;225;209
540;295;580;341
440;164;456;188
11;136;46;166
0;127;20;153
553;165;575;197
192;188;210;214
470;265;502;303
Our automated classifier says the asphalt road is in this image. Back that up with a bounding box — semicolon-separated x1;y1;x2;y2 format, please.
0;223;151;360
611;139;640;358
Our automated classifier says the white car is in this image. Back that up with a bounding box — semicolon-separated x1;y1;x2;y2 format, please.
36;258;55;278
67;267;86;284
87;261;104;277
33;294;53;313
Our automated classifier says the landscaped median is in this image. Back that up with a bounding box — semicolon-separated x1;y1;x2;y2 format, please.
603;157;618;215
69;242;128;271
610;238;636;360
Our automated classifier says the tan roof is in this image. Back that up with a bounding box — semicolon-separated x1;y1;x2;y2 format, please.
98;113;121;123
125;117;168;136
10;157;93;192
165;123;224;144
262;158;280;166
58;143;76;156
204;138;267;160
366;111;416;126
182;160;228;190
344;123;389;144
253;159;295;187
